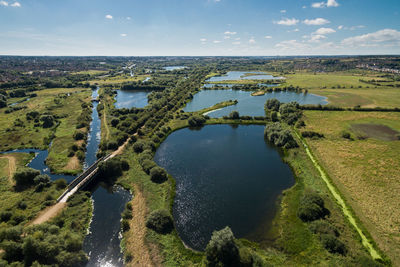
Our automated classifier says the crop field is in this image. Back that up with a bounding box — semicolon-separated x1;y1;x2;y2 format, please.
302;110;400;264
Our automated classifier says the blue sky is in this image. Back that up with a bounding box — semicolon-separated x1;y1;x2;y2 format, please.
0;0;399;56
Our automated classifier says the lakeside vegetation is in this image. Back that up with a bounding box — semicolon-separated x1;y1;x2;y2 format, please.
1;55;399;266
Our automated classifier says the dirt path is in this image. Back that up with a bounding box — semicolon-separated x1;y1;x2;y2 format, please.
0;155;16;185
294;131;382;260
125;185;160;267
30;202;67;225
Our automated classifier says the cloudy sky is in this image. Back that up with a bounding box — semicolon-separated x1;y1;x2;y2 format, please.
0;0;399;56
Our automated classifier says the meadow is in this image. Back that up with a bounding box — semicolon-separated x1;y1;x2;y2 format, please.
302;110;400;264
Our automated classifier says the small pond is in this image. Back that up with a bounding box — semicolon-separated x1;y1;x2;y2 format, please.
115;90;149;109
184;90;328;117
154;124;295;250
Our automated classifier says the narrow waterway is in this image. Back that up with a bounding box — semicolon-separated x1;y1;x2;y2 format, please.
83;87;132;267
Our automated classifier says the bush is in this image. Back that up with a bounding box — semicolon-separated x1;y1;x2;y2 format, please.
145;209;174;234
265;98;281;111
141;160;156;174
279;102;302;125
111;118;119;127
264;123;298;149
341;131;352;140
0;211;12;222
54;179;67;189
320;234;347;255
229;111;240;120
98;158;123;178
133;140;146;153
40;115;55;128
297;190;329;222
13;168;40;189
188;115;206;127
205;226;240;267
149;166;168;183
121;219;130;232
309;220;338;237
73;131;85;140
301;131;324;139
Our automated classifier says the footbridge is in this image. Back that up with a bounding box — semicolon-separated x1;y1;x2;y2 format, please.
56;154;112;203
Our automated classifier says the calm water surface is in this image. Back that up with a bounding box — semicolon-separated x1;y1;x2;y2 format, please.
206;71;284;82
154;125;295;250
184;90;327;117
115;90;149;109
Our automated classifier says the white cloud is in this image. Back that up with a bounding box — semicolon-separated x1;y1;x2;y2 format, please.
105;14;113;19
309;34;327;42
235;37;240;40
232;41;241;45
338;25;343;30
249;38;256;44
224;31;237;35
314;27;336;35
312;2;325;8
200;38;207;42
349;25;365;30
312;0;339;8
327;0;339;7
276;39;309;50
302;5;307;9
120;33;127;37
274;18;299;26
280;10;286;13
0;1;8;6
126;17;131;20
10;1;20;7
264;35;272;39
224;36;231;39
213;40;221;43
303;18;330;25
342;29;400;47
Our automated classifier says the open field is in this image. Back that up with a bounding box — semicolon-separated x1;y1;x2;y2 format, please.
302;110;400;265
88;74;150;85
285;72;400;108
0;87;91;174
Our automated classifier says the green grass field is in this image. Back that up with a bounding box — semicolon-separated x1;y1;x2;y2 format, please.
302;110;400;265
88;74;150;85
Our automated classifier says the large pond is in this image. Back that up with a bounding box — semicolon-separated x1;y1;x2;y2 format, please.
164;66;186;71
206;71;284;82
184;90;327;117
154;124;295;250
115;90;149;109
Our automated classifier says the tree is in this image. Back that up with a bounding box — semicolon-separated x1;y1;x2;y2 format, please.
297;189;329;222
265;98;281;111
13;168;40;189
98;158;123;178
205;227;240;267
229;111;239;120
149;166;168;183
73;131;85;140
145;209;174;234
40;115;55;128
188;115;206;127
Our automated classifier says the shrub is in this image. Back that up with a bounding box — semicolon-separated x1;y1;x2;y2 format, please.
265;98;281;111
0;211;12;222
320;234;347;255
205;226;240;267
40;115;55;128
121;219;130;232
98;158;123;178
73;131;85;140
107;141;119;150
279;102;302;125
133;140;146;153
297;190;329;222
111;118;119;127
301;131;324;139
270;111;278;122
54;179;67;189
188;115;206;127
264;123;298;149
13;168;40;189
149;166;168;183
229;111;240;120
309;220;339;237
341;131;352;140
141;160;157;174
145;209;174;234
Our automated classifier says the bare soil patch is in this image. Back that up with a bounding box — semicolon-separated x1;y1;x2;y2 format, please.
29;202;67;225
352;123;399;141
